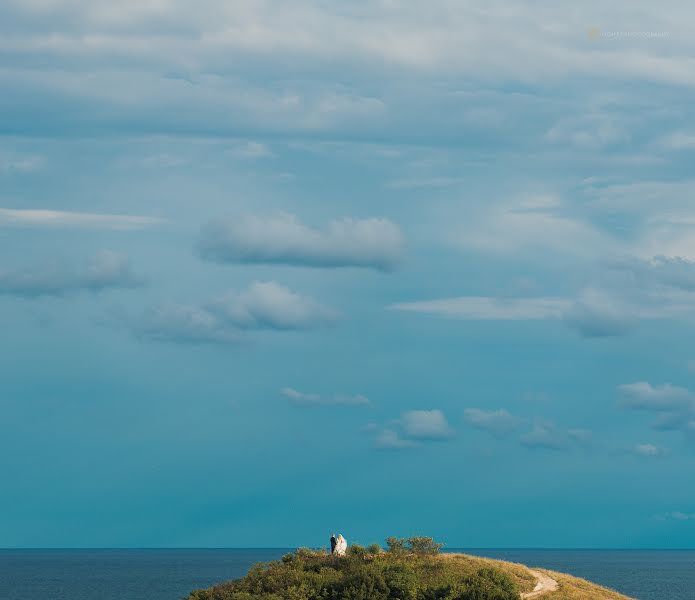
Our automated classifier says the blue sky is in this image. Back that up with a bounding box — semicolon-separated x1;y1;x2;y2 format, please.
2;1;695;549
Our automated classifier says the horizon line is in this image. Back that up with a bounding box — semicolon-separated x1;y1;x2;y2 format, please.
2;546;694;551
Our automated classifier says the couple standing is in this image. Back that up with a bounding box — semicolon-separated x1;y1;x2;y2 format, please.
330;533;347;556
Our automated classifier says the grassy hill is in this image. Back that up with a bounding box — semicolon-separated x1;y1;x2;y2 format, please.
185;538;636;600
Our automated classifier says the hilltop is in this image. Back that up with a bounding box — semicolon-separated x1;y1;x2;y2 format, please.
185;537;636;600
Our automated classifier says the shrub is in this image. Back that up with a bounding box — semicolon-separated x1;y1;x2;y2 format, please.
408;537;444;555
368;543;382;555
347;544;368;559
385;536;408;554
386;536;444;555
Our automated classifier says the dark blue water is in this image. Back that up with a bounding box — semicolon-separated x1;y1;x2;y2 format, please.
0;548;693;600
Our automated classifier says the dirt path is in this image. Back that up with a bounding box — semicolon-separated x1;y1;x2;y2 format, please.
520;569;559;599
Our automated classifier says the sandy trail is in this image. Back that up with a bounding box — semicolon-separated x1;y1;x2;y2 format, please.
441;553;558;598
520;569;559;599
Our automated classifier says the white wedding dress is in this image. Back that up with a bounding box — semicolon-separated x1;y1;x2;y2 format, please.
334;534;347;556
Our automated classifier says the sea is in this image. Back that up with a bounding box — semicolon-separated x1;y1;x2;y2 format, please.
0;548;693;600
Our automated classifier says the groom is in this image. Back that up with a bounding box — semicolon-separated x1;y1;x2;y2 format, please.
330;533;337;554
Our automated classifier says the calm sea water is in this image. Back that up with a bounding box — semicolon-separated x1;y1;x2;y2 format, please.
0;548;693;600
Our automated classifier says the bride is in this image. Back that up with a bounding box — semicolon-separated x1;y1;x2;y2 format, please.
333;533;347;556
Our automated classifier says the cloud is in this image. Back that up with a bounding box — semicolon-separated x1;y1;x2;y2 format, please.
655;511;695;521
135;281;336;344
400;409;454;440
563;289;635;338
462;404;591;451
232;141;272;159
373;429;418;450
0;208;162;230
658;132;695;151
463;408;525;438
617;382;693;411
546;114;630;149
196;214;404;271
454;199;616;260
366;408;454;449
618;381;695;440
634;443;668;458
519;421;591;451
0;250;142;297
609;256;695;292
136;303;240;345
281;387;369;407
210;281;338;330
0;154;43;173
389;296;569;320
390;277;695;338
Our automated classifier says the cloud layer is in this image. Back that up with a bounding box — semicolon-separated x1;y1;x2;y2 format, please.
0;208;162;230
463;408;525;438
618;381;695;436
136;281;336;344
368;409;454;450
390;296;569;320
197;214;404;271
0;250;142;297
464;407;591;451
281;387;369;407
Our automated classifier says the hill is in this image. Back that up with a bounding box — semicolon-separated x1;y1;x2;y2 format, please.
185;539;636;600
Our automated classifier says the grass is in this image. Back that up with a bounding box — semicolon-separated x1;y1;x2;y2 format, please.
535;568;635;600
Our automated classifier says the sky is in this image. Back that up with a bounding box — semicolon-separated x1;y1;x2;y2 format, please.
2;0;695;549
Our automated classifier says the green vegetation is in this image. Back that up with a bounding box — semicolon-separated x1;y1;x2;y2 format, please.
186;538;520;600
385;536;444;555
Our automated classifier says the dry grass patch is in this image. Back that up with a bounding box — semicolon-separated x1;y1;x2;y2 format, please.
530;568;635;600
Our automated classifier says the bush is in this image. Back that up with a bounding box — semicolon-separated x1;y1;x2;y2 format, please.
386;536;444;555
368;543;382;555
347;544;368;559
408;537;444;555
385;536;408;554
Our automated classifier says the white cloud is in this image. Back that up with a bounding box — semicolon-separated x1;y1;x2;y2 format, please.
454;200;617;259
197;214;405;271
366;408;454;449
546;114;631;148
400;409;454;440
563;288;635;337
391;274;695;338
0;250;142;297
0;208;162;230
618;381;695;439
136;303;240;345
634;443;668;457
620;256;695;291
655;511;695;521
281;387;369;407
2;1;691;87
389;296;569;320
658;132;695;150
463;408;525;438
373;429;418;450
210;281;338;330
234;141;272;159
519;421;591;451
136;281;336;344
617;382;693;411
0;154;43;173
